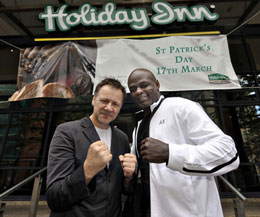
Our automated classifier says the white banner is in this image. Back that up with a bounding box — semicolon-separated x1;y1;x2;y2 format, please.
95;35;241;92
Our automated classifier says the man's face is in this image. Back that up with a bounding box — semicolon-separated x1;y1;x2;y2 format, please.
91;85;123;129
128;69;160;109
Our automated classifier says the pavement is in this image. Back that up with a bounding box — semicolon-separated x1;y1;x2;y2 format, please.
222;198;260;217
3;201;50;217
2;198;260;217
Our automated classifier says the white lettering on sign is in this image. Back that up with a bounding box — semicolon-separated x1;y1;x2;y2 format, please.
39;0;219;32
152;1;218;24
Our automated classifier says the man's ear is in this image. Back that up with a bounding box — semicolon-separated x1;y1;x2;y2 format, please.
156;80;160;90
91;95;96;107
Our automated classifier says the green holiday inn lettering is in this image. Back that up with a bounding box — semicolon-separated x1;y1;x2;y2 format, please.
39;0;219;32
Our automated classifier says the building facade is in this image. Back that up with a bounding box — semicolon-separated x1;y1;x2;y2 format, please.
0;0;259;199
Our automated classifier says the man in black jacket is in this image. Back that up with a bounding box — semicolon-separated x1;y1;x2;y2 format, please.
47;78;136;217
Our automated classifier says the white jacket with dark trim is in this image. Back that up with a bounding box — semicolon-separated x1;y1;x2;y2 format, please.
132;96;239;217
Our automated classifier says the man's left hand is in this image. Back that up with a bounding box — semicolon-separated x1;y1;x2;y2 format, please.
140;137;169;163
119;153;137;178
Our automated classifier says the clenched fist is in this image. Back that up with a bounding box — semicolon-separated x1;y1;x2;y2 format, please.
84;141;112;183
140;137;169;163
119;153;137;178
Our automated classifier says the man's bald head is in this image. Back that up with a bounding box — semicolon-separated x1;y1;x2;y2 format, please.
128;68;157;83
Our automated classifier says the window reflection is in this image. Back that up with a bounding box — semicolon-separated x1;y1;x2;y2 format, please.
236;106;260;163
237;73;256;87
218;89;257;101
55;111;90;126
0;112;46;187
15;98;49;109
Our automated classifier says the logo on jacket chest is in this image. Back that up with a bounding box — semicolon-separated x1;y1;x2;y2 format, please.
159;119;165;125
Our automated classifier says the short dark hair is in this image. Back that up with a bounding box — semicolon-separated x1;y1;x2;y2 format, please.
94;78;126;100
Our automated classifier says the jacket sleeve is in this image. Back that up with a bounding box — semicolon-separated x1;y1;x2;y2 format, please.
167;101;239;176
46;123;95;212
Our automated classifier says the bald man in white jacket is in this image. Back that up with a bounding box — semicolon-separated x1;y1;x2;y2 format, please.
128;68;239;217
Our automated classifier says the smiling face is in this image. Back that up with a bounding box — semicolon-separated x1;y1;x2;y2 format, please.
90;84;123;129
128;69;160;109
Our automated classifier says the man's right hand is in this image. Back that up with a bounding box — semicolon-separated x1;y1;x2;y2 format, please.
83;141;112;184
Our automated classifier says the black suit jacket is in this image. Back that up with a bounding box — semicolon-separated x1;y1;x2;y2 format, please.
46;116;130;217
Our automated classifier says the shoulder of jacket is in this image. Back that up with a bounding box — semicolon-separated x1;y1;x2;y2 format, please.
163;97;195;107
113;126;128;140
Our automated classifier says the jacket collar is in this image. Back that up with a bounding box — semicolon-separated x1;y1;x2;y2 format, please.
80;116;100;144
80;116;119;173
150;95;164;113
135;95;165;122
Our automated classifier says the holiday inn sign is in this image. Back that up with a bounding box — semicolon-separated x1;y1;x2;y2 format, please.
39;0;219;32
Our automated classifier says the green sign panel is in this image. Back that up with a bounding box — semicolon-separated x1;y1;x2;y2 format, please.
39;0;219;32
